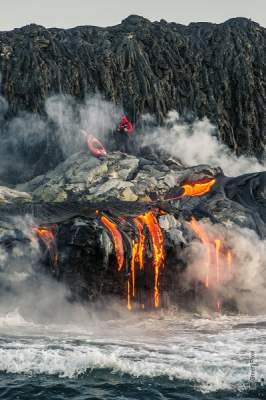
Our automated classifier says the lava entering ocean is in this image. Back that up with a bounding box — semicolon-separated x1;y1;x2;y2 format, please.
32;226;58;268
137;211;165;308
29;175;232;311
98;210;165;310
96;177;228;311
99;214;125;271
188;217;234;311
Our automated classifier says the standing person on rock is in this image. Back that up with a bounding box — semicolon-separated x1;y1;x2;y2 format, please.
114;115;134;153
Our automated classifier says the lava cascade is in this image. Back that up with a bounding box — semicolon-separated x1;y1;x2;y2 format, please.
98;211;165;310
99;215;125;271
32;226;58;267
189;217;234;311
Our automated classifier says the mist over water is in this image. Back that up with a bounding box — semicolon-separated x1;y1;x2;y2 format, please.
185;221;266;315
0;307;266;399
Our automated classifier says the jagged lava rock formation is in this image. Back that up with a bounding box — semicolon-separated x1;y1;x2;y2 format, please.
0;16;266;160
0;151;265;309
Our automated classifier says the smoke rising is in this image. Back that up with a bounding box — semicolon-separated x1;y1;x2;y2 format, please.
142;111;265;177
0;93;121;184
184;220;266;314
45;94;121;157
0;215;128;325
0;91;265;316
0;92;265;184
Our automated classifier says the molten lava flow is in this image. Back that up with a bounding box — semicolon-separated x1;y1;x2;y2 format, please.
128;220;146;309
131;240;138;297
33;226;58;267
137;211;165;308
188;218;237;312
133;218;145;270
216;299;221;313
127;279;132;311
182;178;216;197
189;217;211;288
214;239;221;313
99;215;124;271
98;210;165;310
227;250;232;273
214;239;221;285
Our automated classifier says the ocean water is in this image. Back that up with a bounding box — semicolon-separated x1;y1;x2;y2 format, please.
0;308;265;400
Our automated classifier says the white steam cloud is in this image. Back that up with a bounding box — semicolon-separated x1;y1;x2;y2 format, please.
0;92;122;183
184;220;266;314
142;111;265;176
45;93;122;157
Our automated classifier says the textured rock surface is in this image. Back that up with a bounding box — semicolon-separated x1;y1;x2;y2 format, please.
16;151;219;204
0;151;265;308
0;150;264;238
0;186;32;204
0;16;266;160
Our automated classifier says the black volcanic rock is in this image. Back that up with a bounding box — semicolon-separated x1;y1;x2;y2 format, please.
0;151;265;310
0;16;266;161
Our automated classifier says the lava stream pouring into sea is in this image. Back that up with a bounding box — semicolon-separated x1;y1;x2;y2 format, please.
188;217;234;312
99;214;125;271
32;225;58;267
136;211;165;308
98;210;165;310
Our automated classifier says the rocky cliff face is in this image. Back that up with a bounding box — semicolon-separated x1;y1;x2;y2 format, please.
0;16;266;160
0;150;265;311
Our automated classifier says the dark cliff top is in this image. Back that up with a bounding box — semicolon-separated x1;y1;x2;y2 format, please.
0;15;266;184
1;15;262;33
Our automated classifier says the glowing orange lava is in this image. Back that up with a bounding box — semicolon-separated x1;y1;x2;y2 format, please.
227;251;232;273
100;215;124;271
131;240;138;297
127;279;132;311
189;217;211;288
188;218;235;312
182;178;216;197
216;299;221;313
137;211;165;308
133;218;145;270
98;210;165;310
214;239;221;285
33;226;58;266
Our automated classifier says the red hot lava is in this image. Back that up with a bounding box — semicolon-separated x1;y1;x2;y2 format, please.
188;217;234;312
98;210;165;310
136;211;165;308
32;225;58;267
164;177;216;201
181;177;216;197
99;215;125;271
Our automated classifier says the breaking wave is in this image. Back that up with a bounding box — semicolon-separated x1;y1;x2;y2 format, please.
0;310;266;394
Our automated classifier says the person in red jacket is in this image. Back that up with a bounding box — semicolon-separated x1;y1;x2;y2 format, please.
115;115;134;153
118;115;134;135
